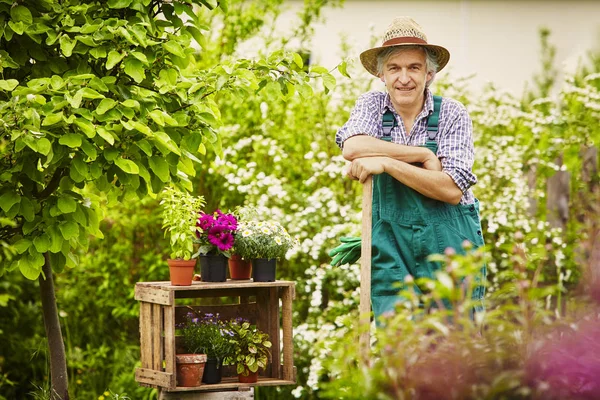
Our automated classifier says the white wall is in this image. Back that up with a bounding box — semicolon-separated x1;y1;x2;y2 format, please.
277;0;600;95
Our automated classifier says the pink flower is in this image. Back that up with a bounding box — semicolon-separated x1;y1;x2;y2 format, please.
197;213;215;231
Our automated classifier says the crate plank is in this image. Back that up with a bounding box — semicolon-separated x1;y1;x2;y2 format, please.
159;388;254;400
136;368;173;387
164;305;177;389
140;302;153;369
152;303;163;371
268;287;280;379
162;377;296;392
281;286;294;381
136;285;173;305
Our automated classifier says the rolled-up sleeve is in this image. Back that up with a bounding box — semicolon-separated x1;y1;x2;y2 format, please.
335;92;382;149
437;104;478;193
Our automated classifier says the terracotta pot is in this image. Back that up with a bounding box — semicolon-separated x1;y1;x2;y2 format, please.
238;367;259;384
252;258;276;282
168;259;196;286
229;254;252;280
176;353;207;387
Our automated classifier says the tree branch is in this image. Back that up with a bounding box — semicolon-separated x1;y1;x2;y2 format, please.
37;168;67;201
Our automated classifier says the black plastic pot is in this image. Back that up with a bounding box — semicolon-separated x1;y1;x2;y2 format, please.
202;357;223;384
252;258;276;282
199;254;227;282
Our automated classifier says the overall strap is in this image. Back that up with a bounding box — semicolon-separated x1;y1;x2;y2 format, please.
426;95;442;140
382;109;396;137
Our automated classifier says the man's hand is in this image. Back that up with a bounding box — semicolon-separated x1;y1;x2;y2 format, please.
422;150;442;171
348;157;389;183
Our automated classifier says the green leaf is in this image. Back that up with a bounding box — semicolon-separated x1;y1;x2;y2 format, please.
48;252;66;273
148;110;165;126
79;88;104;99
19;197;35;222
106;51;125;70
13;238;31;255
338;60;350;78
0;79;19;91
124;57;145;83
115;158;139;174
163;40;186;58
33;234;50;253
42;112;63;126
107;0;133;9
19;254;43;280
0;192;20;213
59;133;82;148
59;221;79;240
293;53;304;69
132;121;153;136
47;226;64;253
57;197;77;214
121;99;140;108
80;140;97;160
310;65;329;74
322;73;336;93
74;118;95;138
149;156;170;182
97;127;115;145
96;98;117;115
130;51;148;64
59;35;76;57
136;139;153;156
8;21;25;35
11;5;33;24
153;131;180;155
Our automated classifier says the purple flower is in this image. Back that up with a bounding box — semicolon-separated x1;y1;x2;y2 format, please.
208;231;234;251
216;214;238;231
197;213;215;231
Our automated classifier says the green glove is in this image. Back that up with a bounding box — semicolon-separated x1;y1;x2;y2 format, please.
328;236;362;266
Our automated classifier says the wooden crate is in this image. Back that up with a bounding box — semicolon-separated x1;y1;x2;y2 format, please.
134;280;296;392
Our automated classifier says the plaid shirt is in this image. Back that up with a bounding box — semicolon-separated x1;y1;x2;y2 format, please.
336;89;476;205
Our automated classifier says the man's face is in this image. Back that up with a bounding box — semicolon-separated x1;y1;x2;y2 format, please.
380;48;432;111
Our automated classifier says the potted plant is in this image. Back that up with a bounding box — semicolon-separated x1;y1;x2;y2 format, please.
194;209;237;282
160;187;205;286
229;206;258;280
234;220;296;282
176;312;209;387
180;310;232;384
224;318;272;383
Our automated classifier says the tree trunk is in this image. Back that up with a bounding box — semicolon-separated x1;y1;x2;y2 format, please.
39;253;69;400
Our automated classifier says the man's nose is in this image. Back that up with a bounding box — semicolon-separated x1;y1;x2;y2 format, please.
398;69;410;84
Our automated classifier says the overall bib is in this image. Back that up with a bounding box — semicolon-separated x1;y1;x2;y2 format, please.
371;95;486;318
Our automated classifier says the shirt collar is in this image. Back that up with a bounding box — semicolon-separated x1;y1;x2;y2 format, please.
383;89;434;119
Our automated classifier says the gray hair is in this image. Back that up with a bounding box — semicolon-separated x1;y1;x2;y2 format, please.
376;45;439;86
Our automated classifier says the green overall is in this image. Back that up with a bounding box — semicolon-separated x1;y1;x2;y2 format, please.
371;95;486;318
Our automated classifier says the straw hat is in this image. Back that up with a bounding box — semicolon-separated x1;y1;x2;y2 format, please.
360;17;450;77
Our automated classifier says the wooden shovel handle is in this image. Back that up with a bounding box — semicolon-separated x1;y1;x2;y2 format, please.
359;175;372;364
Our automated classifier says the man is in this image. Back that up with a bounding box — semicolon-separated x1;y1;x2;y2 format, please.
333;17;486;319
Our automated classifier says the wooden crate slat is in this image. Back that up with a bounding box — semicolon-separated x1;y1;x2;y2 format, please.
164;305;176;389
163;377;296;392
174;288;259;299
135;368;173;387
281;286;294;382
140;302;153;369
136;285;173;306
268;287;280;379
152;303;162;371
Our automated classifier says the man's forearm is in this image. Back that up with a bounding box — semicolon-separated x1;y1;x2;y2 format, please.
383;159;463;205
343;135;432;164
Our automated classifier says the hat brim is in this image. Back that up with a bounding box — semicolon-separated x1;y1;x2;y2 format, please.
360;43;450;77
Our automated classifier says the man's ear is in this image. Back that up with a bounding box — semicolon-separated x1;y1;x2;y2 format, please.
380;75;385;83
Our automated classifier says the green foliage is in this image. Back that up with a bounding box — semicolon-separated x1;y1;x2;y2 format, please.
159;186;205;260
179;311;231;362
0;0;332;279
224;319;272;375
234;219;295;259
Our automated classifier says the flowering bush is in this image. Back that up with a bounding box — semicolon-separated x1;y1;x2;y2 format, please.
195;210;238;257
224;319;272;375
178;311;232;362
235;220;296;259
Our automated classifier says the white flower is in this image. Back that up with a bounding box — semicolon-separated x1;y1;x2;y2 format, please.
275;237;282;245
261;227;271;235
242;229;252;237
